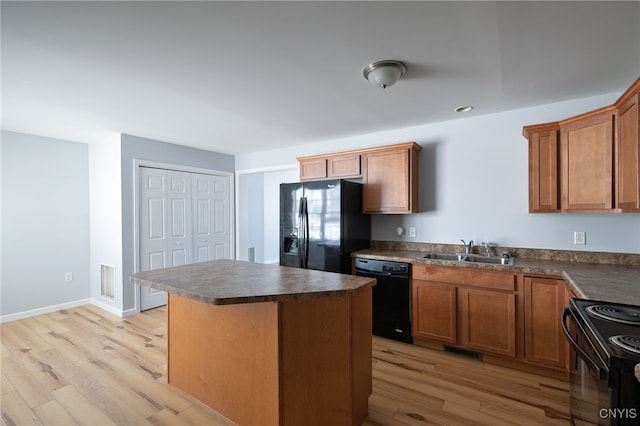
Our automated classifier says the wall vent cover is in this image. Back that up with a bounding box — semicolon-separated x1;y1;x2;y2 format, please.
101;264;115;301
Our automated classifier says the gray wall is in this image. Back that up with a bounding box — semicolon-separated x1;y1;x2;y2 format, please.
1;131;90;317
120;134;235;310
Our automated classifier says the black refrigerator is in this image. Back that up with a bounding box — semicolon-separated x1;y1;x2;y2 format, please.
280;179;371;274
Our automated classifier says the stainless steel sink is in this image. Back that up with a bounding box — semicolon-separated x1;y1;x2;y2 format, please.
422;252;463;261
422;252;513;266
463;254;514;265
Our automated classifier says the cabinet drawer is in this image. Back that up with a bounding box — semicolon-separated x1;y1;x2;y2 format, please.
412;265;516;291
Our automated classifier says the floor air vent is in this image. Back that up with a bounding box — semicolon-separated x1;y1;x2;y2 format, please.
444;345;482;361
101;264;115;301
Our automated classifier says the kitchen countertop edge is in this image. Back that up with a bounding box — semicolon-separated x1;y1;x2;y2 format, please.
130;259;376;305
353;249;640;306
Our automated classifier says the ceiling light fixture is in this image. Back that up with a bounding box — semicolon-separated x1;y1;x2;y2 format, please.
363;60;407;89
455;105;473;113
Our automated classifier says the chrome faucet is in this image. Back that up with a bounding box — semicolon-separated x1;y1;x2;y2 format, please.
460;239;473;254
481;241;491;257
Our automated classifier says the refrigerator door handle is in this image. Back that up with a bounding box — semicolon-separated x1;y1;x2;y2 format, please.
302;197;309;268
298;197;305;268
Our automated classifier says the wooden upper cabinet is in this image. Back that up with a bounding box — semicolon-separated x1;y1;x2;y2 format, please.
328;154;361;178
523;76;640;213
297;142;421;214
615;78;640;211
299;154;360;181
299;158;328;181
523;123;560;212
362;142;421;214
560;107;615;211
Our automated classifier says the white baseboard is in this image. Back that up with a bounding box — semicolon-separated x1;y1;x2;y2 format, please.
89;298;125;317
0;298;141;323
0;298;91;323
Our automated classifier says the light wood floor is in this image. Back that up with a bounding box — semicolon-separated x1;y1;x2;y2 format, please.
1;305;570;425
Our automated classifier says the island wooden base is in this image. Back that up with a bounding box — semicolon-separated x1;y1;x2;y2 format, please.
167;287;372;426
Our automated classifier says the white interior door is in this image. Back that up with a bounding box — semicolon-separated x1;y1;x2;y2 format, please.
139;166;232;311
139;168;192;311
192;173;232;262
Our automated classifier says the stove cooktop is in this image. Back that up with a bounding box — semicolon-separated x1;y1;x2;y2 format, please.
571;298;640;364
586;304;640;325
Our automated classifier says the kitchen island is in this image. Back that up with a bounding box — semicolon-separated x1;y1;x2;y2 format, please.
130;259;375;426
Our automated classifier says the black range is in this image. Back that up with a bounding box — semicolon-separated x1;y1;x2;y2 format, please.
563;298;640;425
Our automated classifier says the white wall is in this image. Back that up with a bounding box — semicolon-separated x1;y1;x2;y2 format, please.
88;135;124;316
236;92;640;254
1;131;91;320
236;167;298;264
237;173;265;262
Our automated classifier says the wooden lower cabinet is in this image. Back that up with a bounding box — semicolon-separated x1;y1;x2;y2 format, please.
411;265;518;358
524;276;570;370
412;280;456;344
459;287;517;357
411;264;574;378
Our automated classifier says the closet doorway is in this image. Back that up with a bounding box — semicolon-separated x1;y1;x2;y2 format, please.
138;165;232;311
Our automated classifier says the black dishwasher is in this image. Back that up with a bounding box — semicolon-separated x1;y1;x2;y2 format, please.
355;258;412;343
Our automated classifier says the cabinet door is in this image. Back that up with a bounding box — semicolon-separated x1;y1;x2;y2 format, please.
412;280;456;344
459;288;517;357
616;92;640;210
524;277;568;370
529;129;559;212
327;154;361;178
362;147;418;213
560;110;614;211
299;158;327;181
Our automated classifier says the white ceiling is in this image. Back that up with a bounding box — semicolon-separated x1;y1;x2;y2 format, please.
2;1;639;155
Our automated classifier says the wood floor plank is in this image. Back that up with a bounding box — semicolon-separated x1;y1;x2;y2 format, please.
74;356;163;419
14;349;69;393
84;386;153;425
1;390;43;426
34;349;103;396
1;357;52;408
32;399;79;426
1;372;16;395
1;304;570;426
176;405;236;425
50;385;116;426
146;408;190;426
2;322;52;353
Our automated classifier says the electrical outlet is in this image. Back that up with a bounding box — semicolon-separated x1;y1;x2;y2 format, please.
409;227;416;238
573;231;586;245
64;272;73;282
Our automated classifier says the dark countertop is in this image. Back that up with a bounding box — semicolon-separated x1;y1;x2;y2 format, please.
130;259;375;305
353;249;640;306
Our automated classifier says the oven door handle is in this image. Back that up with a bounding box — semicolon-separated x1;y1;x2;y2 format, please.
562;307;608;376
